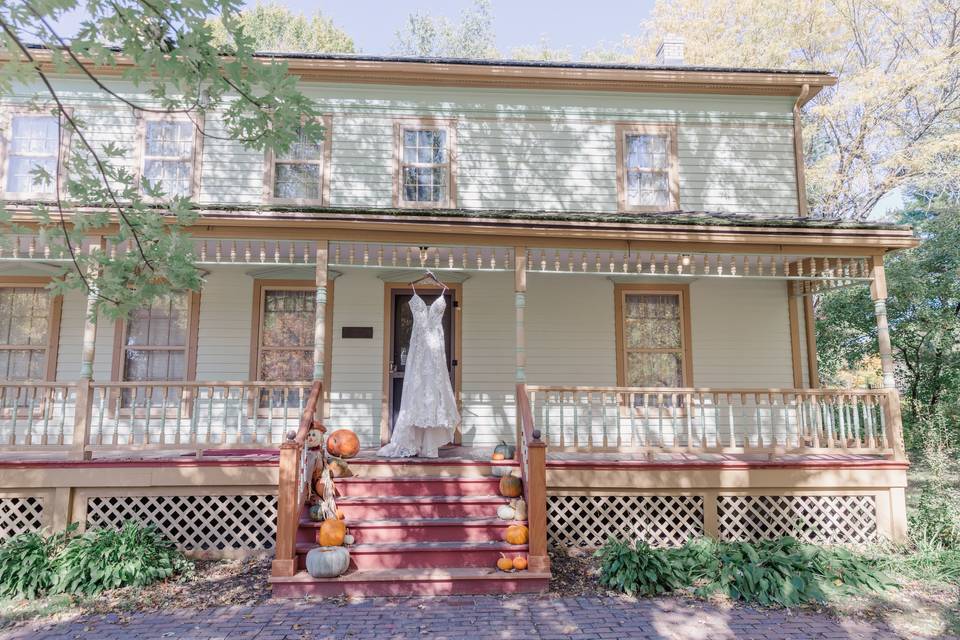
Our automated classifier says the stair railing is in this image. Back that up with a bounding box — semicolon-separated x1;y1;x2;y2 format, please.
516;382;549;572
272;380;323;578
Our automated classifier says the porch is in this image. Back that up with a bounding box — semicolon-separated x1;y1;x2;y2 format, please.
0;229;911;594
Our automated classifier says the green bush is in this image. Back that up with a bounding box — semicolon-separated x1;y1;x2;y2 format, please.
53;521;191;595
0;521;190;599
0;527;71;599
596;536;892;606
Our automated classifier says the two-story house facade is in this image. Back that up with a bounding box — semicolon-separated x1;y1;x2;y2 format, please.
0;47;917;596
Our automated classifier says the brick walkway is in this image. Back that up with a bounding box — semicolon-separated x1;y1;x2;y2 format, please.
2;595;940;639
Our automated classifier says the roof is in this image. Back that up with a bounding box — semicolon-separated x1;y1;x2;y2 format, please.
251;52;832;77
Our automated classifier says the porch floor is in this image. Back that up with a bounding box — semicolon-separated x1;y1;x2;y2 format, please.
0;444;904;469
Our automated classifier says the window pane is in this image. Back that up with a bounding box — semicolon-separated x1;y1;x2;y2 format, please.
143;159;192;197
625;352;682;387
10;116;58;155
274;163;321;199
402;166;446;203
262;290;315;348
624;294;681;349
6;156;56;193
144;121;194;157
402;128;447;164
123;349;186;381
626;171;669;207
625;134;667;170
277;127;323;161
0;288;49;347
125;294;189;349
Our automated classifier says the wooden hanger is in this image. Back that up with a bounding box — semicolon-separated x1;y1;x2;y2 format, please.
411;269;448;294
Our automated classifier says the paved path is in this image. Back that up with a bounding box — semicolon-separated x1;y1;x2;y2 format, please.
2;595;937;639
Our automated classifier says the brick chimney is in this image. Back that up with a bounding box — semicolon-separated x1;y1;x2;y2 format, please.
655;36;685;66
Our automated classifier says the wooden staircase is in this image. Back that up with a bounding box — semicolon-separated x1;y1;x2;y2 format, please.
269;457;551;597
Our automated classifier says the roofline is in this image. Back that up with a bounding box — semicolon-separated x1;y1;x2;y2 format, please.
8;47;836;104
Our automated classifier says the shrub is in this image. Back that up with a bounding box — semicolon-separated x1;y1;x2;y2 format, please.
53;521;192;595
596;536;892;606
0;527;71;599
595;538;687;596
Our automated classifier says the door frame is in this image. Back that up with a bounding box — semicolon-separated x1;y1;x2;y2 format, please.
381;281;463;446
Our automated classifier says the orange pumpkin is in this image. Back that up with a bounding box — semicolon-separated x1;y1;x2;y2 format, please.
499;475;522;498
491;452;505;461
504;524;529;545
512;556;528;571
496;557;513;572
318;518;347;546
327;429;361;459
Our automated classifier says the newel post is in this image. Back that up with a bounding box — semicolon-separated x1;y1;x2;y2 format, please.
527;430;549;573
869;255;906;460
272;432;301;578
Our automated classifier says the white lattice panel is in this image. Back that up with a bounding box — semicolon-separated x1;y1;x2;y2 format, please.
717;494;877;544
548;495;703;548
85;494;277;551
0;497;44;540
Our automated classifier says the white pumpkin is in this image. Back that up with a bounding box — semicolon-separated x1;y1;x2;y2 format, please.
305;546;350;578
343;534;355;545
497;504;516;521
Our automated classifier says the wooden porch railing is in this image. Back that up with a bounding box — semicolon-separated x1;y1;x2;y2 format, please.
516;383;549;572
0;380;314;457
272;380;322;578
526;386;906;459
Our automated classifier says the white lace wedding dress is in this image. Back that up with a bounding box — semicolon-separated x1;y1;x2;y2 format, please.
378;292;459;458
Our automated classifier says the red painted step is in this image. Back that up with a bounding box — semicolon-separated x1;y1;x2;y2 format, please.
335;495;510;519
335;476;503;497
297;516;526;544
270;567;550;598
296;540;528;570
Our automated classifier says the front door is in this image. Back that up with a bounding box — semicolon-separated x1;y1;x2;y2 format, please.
388;287;457;435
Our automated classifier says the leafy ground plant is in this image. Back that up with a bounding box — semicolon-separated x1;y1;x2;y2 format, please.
53;522;192;596
0;526;72;599
597;536;893;607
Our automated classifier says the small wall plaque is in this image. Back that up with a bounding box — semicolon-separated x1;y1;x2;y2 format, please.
342;326;373;339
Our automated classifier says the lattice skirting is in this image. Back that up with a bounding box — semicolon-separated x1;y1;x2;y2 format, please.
84;494;277;552
548;495;704;548
717;494;878;545
0;497;45;540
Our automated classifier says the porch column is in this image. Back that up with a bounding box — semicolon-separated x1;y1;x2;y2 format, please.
869;254;906;461
514;246;527;384
313;241;328;383
73;242;102;461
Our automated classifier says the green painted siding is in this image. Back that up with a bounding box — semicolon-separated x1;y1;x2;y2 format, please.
3;79;800;216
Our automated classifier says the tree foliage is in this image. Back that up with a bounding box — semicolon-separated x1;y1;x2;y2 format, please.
0;0;323;319
208;2;355;54
626;0;960;220
393;0;498;59
817;199;960;433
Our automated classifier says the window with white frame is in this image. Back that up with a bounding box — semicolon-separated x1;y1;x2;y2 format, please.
4;114;60;195
396;124;454;207
269;124;327;202
140;119;196;198
616;125;678;212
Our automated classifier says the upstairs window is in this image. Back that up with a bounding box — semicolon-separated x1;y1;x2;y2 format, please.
394;120;455;208
615;285;691;389
3;114;61;197
616;124;679;212
265;116;331;204
138;118;199;198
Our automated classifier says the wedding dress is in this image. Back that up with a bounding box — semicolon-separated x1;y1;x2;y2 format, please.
378;292;459;458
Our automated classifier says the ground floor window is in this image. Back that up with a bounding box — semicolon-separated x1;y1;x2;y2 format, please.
0;283;60;382
614;284;692;389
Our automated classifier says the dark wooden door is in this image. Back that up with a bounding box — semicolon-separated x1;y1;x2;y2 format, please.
388;289;455;433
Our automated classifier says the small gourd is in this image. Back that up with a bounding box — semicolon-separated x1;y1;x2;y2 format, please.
496;556;514;572
511;497;527;521
504;524;529;545
305;546;350;578
497;504;516;521
318;518;347;546
493;440;516;459
512;556;528;571
343;534;355;545
328;457;353;478
308;503;324;522
491;452;505;461
499;475;522;498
